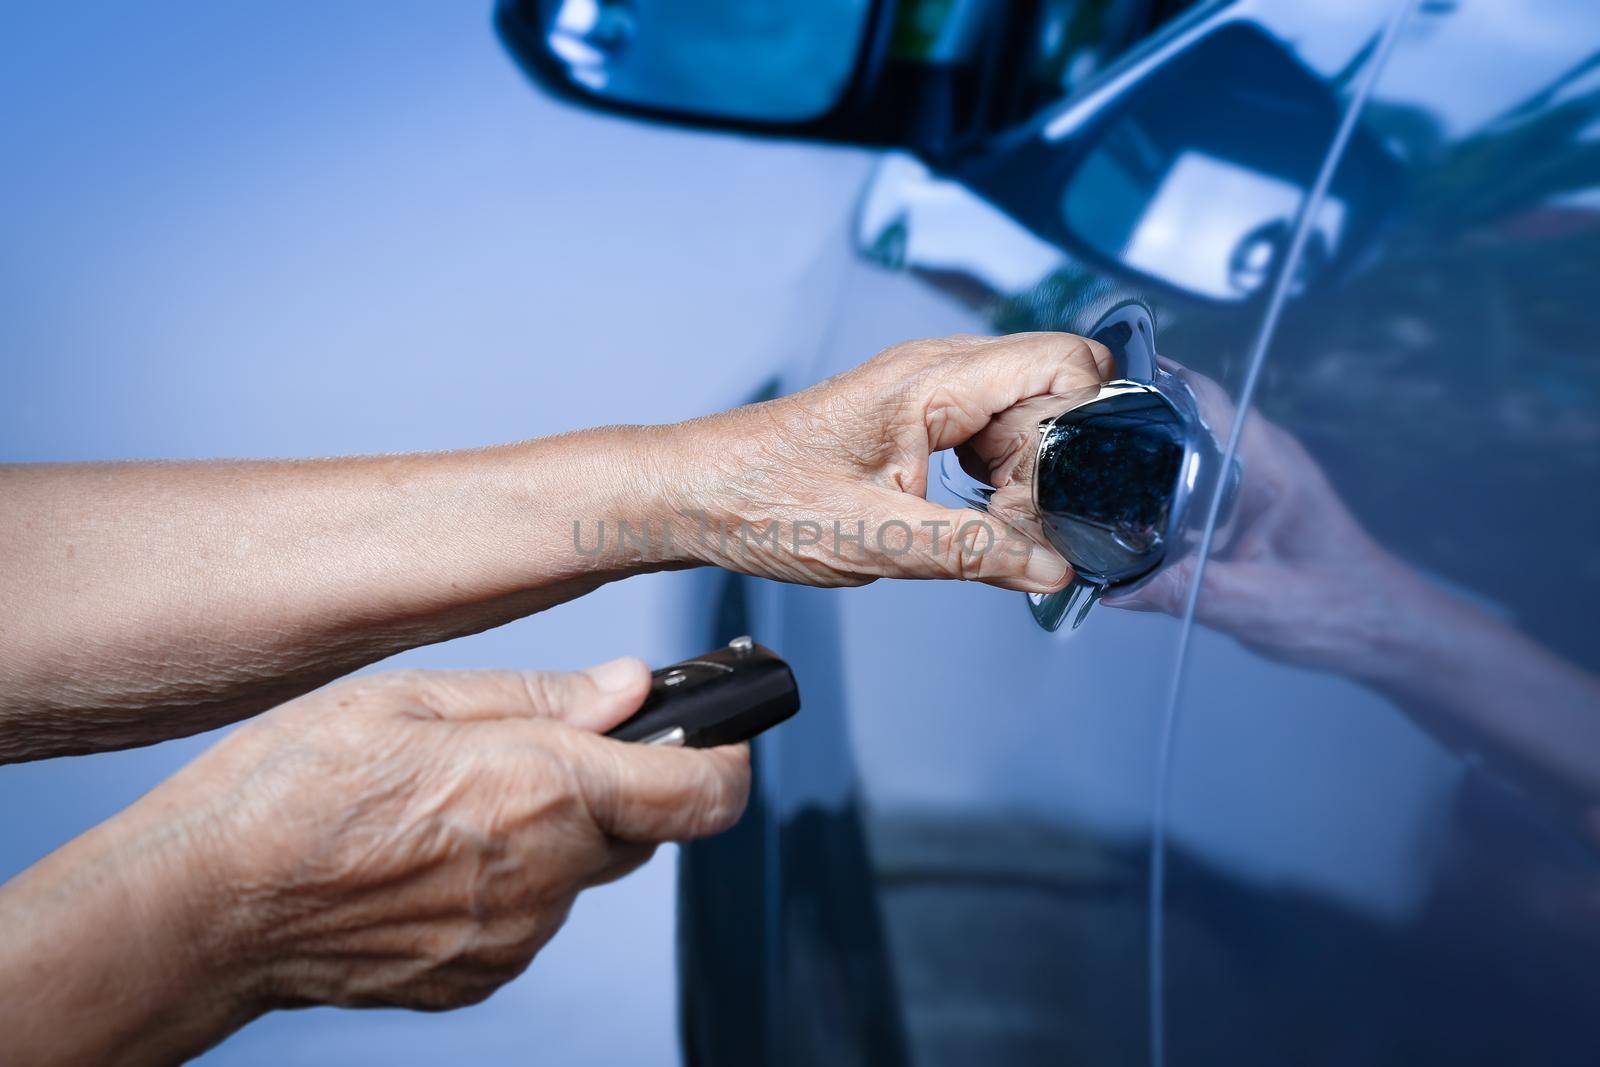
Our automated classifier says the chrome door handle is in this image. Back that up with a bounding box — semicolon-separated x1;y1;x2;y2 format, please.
942;366;1238;632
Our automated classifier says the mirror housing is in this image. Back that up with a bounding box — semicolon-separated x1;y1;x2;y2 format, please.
494;0;1141;163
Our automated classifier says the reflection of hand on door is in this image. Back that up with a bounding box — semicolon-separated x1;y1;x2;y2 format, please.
1107;364;1421;681
1106;363;1600;839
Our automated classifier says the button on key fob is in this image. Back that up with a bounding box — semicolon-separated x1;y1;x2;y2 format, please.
604;636;800;748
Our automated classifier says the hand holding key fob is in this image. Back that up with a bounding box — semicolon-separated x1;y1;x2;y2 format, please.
604;636;800;748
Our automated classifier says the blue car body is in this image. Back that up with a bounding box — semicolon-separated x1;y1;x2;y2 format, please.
527;1;1600;1063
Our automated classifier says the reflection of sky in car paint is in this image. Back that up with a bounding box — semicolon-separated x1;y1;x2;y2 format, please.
1405;0;1600;121
1286;0;1600;135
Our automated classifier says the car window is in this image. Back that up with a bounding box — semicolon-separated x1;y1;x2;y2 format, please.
883;0;1205;146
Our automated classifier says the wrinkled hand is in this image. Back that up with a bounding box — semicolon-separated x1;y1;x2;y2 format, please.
125;660;748;1018
662;332;1111;592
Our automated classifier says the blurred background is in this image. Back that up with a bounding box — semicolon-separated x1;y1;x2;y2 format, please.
0;2;873;1062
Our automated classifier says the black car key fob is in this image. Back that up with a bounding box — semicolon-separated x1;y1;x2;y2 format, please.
604;636;799;748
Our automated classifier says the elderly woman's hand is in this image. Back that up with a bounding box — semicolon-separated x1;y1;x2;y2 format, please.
651;332;1111;592
0;330;1108;766
0;661;749;1065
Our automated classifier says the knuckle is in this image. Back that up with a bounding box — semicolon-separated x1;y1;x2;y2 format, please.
376;668;430;692
385;669;484;719
1029;332;1114;387
1085;339;1115;377
1018;330;1103;366
1055;333;1094;360
946;520;996;582
555;733;615;827
876;338;926;365
949;546;980;583
693;788;743;837
313;672;427;730
985;537;1031;581
322;671;416;716
881;334;971;366
515;669;564;713
702;757;752;834
359;669;451;716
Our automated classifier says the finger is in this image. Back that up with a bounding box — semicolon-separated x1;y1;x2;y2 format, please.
918;333;1114;453
387;660;652;730
514;659;653;733
1102;562;1191;617
1102;555;1253;626
564;734;752;844
954;393;1058;488
1187;560;1273;634
1158;356;1231;416
863;492;1072;594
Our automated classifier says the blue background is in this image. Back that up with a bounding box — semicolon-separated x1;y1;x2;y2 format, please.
0;2;871;1062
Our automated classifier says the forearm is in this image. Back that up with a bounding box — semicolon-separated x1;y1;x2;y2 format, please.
0;424;693;761
0;655;752;1064
0;333;1101;761
0;798;256;1066
1362;572;1600;814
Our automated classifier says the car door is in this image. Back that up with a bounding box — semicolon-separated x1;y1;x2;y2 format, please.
499;0;1600;1061
677;2;1423;1065
1153;2;1600;1064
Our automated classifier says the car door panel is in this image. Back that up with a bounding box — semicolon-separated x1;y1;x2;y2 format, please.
1158;2;1600;1063
678;3;1420;1064
673;1;1600;1064
761;254;1172;1067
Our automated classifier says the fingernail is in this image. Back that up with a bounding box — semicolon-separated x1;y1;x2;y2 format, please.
585;657;644;694
1024;545;1070;590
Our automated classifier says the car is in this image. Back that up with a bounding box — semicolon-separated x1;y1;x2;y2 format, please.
498;1;1600;1064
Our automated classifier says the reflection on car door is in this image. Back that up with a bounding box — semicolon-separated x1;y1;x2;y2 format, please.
1158;2;1600;1063
680;3;1421;1066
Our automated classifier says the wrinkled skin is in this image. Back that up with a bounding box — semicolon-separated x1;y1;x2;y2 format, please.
664;332;1113;591
0;330;1112;1066
948;385;1108;558
0;661;748;1064
2;332;1110;762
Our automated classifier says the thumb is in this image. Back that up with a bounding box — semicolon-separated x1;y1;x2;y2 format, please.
516;658;654;733
563;732;752;843
389;658;652;732
871;494;1073;594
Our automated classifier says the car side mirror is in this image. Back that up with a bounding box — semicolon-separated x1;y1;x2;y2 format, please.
496;0;883;125
493;0;1121;161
